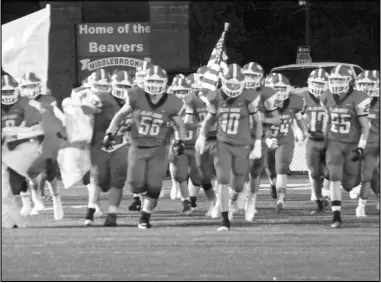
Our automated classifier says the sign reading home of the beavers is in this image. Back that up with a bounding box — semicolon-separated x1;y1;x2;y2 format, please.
76;22;151;82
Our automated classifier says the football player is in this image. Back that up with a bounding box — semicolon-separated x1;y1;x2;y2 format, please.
321;65;371;227
128;61;154;212
1;74;32;217
84;69;131;227
184;69;217;215
19;72;65;220
349;70;379;216
241;62;281;221
264;73;307;214
104;65;186;229
301;68;331;214
195;63;262;231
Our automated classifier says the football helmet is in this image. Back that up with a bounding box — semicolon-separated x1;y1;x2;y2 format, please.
328;65;354;95
135;60;153;88
19;72;41;99
81;76;90;88
307;68;329;97
168;74;186;95
220;63;245;98
356;70;380;97
1;75;19;105
111;70;133;99
171;78;191;99
266;73;292;101
186;73;201;90
88;69;112;94
144;65;168;95
242;62;265;89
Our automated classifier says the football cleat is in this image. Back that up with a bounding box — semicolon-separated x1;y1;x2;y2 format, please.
330;211;342;228
275;199;285;214
104;213;117;227
270;185;277;199
217;219;231;232
349;185;361;199
211;202;222;219
245;195;257;222
181;200;193;215
52;196;64;221
355;206;367;218
310;200;324;215
94;205;103;218
84;207;96;226
138;213;152;229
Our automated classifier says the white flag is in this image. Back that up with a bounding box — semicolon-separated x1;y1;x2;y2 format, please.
2;4;51;88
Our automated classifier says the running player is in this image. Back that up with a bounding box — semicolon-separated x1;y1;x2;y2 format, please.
241;62;281;221
264;73;307;214
20;72;65;220
349;70;379;216
300;68;331;214
104;65;186;229
321;65;371;227
195;63;262;231
84;69;130;226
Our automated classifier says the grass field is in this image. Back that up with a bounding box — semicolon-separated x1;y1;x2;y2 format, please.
2;177;380;281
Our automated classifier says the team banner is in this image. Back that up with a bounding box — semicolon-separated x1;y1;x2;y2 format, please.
76;22;151;82
2;4;51;89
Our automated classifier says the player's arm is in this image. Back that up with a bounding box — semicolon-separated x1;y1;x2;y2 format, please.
199;103;217;138
183;103;199;131
356;97;372;149
106;97;134;135
294;111;308;136
50;100;66;125
248;97;263;141
171;115;186;141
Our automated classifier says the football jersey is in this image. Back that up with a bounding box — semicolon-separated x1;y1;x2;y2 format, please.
367;97;379;144
248;86;278;137
301;90;328;140
206;89;260;146
1;97;29;128
24;94;57;126
127;88;183;147
320;89;371;143
268;94;304;145
185;90;218;138
92;91;129;149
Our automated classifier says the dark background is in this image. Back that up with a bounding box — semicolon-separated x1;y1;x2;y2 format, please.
2;0;380;73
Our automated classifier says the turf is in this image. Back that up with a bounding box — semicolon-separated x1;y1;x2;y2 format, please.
2;178;380;281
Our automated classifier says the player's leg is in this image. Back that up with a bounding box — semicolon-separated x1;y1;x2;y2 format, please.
140;146;169;229
83;171;103;216
354;145;379;217
371;165;380;210
230;145;251;220
2;163;26;228
172;150;192;214
265;148;277;199
44;159;64;220
246;141;267;222
85;148;110;226
195;140;217;213
305;139;326;214
325;139;345;228
28;176;45;215
187;148;204;212
213;141;233;231
104;146;129;226
8;167;33;217
274;143;295;213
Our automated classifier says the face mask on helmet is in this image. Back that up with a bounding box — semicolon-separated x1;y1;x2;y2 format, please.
308;79;327;97
173;89;190;99
144;78;167;95
221;79;244;98
19;83;40;99
2;89;18;105
112;83;131;99
91;83;112;94
135;71;147;88
244;73;263;89
328;76;351;95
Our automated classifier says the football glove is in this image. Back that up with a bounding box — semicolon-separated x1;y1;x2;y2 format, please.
102;133;115;150
351;147;364;161
266;138;278;149
249;139;262;159
172;139;185;156
195;135;206;154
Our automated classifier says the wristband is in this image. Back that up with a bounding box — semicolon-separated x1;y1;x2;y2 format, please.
358;138;367;149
